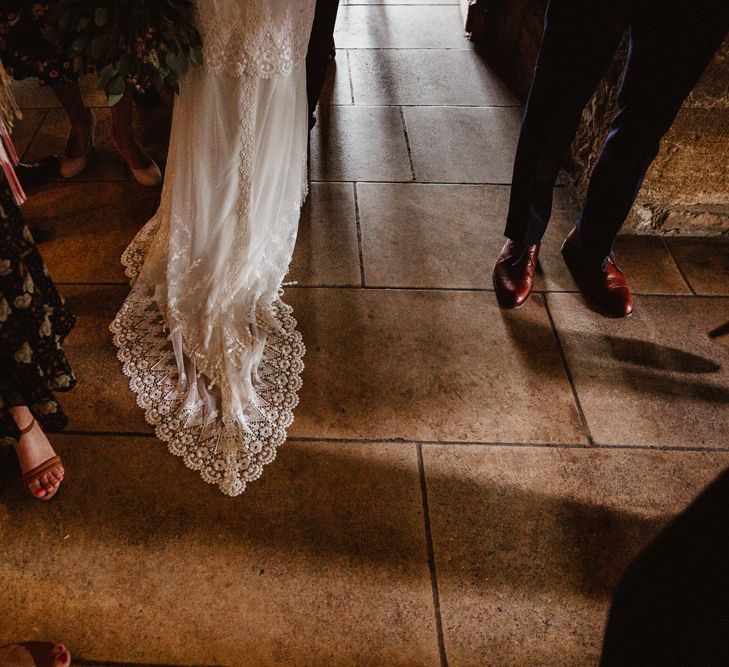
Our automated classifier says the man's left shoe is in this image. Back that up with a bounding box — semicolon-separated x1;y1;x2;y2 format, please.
561;227;633;318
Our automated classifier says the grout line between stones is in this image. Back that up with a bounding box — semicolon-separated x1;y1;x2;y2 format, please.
417;443;449;667
52;278;717;301
319;102;522;109
74;661;224;667
542;294;595;447
58;430;729;454
333;47;479;51
345;49;356;104
661;237;697;296
277;284;711;298
399;106;417;181
353;182;366;286
308;179;560;187
53;280;718;300
20;108;49;161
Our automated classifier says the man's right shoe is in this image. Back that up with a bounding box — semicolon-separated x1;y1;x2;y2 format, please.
492;240;540;309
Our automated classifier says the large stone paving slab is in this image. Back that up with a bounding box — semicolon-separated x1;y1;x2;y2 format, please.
0;437;439;666
288;287;585;444
23;181;157;284
58;285;150;434
349;49;518;106
10;109;46;158
423;444;729;666
404;106;522;184
309;105;412;182
288;182;361;287
319;56;353;106
359;183;669;294
334;5;468;49
358;182;494;288
666;238;729;296
547;294;729;448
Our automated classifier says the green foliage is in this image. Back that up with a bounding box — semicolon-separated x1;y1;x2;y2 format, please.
48;0;203;105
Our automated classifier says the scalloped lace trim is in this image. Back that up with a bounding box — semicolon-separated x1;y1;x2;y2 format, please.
110;232;305;497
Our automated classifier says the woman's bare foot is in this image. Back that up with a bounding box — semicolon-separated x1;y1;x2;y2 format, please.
0;641;70;666
10;408;64;499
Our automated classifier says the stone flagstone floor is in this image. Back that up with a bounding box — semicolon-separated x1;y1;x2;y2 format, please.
2;2;729;666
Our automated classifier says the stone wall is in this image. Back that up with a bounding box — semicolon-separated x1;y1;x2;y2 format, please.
468;0;729;236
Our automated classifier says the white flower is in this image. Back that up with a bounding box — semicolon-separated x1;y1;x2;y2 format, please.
39;315;52;337
55;374;73;388
14;294;32;309
23;272;34;294
14;342;33;364
22;226;34;243
0;259;11;276
36;401;58;415
0;297;10;323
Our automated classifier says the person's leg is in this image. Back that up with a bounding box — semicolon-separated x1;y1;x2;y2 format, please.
110;85;162;186
110;85;151;169
50;81;94;160
306;0;341;128
504;0;628;247
576;0;729;261
493;0;627;309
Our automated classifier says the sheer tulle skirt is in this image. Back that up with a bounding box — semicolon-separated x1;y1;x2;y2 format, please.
111;63;307;496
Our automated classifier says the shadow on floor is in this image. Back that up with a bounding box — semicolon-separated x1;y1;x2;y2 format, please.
600;466;729;666
2;440;669;602
503;307;727;403
606;335;721;373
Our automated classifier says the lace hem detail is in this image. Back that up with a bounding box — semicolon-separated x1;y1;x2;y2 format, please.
110;287;305;497
113;216;305;496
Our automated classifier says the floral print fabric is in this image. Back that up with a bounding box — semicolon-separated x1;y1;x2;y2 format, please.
0;3;76;85
0;173;75;440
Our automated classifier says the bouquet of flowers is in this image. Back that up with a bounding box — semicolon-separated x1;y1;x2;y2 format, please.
49;0;203;104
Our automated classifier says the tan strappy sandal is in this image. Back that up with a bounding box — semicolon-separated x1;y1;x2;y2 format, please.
18;419;64;501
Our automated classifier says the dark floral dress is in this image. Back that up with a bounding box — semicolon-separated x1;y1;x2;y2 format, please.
0;172;76;441
0;3;76;85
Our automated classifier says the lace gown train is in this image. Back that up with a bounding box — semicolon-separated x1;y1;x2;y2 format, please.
111;1;315;496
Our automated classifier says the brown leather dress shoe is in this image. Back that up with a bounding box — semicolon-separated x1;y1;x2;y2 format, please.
492;240;540;309
561;227;633;318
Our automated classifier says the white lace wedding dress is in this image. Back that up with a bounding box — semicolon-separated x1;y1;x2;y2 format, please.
110;1;316;496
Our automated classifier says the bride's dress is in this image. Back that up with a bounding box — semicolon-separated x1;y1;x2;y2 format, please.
110;1;316;496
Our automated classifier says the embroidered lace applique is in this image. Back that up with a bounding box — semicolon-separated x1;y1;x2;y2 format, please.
196;0;316;78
